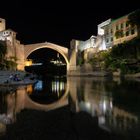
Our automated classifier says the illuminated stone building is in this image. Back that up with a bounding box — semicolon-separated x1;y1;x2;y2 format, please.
98;13;138;49
0;18;6;31
0;18;25;70
70;36;98;65
70;11;139;73
0;11;138;72
72;11;139;56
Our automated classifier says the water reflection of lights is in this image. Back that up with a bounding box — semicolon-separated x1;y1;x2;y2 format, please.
0;122;6;135
99;97;113;115
103;101;107;112
52;81;65;92
85;102;91;109
110;101;113;109
98;116;106;125
34;81;43;91
0;114;12;125
26;85;33;94
79;101;91;113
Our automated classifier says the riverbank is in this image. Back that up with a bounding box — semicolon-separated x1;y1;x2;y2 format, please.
0;70;37;86
1;70;140;86
67;71;110;77
68;70;140;79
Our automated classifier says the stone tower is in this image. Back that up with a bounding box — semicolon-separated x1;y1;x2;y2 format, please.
0;18;6;31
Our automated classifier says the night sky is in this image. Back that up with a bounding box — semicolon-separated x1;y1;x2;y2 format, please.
0;0;139;48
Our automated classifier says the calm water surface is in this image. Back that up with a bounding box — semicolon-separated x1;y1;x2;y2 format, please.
0;76;140;138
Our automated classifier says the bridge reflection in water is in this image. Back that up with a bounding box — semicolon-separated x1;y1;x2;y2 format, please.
0;77;140;136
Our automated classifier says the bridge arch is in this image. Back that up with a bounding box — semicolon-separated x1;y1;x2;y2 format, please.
24;42;69;70
24;80;70;111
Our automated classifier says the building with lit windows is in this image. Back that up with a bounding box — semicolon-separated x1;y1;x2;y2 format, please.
70;36;98;65
98;13;138;49
0;18;25;70
69;11;139;72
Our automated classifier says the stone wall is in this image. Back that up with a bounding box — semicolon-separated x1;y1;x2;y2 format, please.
15;41;25;70
4;31;25;71
0;18;5;32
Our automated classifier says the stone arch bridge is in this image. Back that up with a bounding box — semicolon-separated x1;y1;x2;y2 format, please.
24;42;76;73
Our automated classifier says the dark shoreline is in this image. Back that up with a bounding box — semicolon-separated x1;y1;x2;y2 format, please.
0;79;38;86
0;105;125;140
0;70;37;86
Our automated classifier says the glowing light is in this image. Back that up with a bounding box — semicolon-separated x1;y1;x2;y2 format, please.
51;81;65;92
25;59;32;66
32;63;42;66
26;85;33;94
110;101;113;109
103;101;106;111
98;28;104;35
98;116;105;124
34;81;43;91
85;102;91;109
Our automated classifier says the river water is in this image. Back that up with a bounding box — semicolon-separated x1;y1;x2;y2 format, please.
0;76;140;139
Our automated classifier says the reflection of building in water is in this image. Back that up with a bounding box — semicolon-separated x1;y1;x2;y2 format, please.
68;77;139;133
0;82;69;127
106;107;138;132
26;84;33;94
73;89;138;132
33;79;65;95
99;96;113;115
79;92;138;132
0;91;17;127
0;122;6;135
52;81;65;92
51;80;65;98
0;86;31;126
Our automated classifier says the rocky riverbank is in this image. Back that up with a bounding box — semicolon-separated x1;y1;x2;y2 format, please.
0;70;37;86
67;71;111;77
68;70;140;79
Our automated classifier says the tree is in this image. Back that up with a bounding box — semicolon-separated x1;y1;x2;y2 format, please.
128;9;140;59
128;9;140;37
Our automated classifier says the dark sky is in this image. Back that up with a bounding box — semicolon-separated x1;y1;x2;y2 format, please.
0;0;139;48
